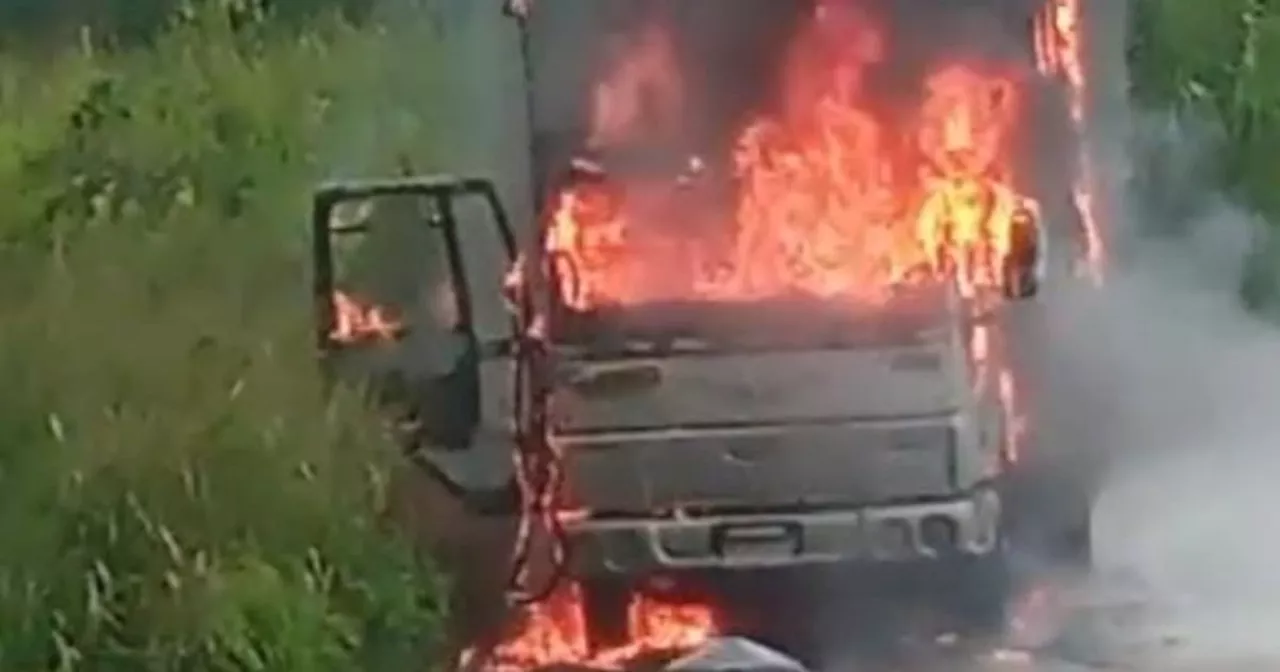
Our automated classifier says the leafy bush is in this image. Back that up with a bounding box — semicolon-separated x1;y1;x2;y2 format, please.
0;0;380;49
0;3;451;670
1129;0;1280;310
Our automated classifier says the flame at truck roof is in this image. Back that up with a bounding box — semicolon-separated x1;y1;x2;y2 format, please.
520;0;1061;319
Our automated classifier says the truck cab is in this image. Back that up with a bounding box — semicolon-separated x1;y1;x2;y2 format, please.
309;0;1096;660
308;174;1083;655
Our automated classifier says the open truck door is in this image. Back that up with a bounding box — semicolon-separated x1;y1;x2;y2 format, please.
311;175;523;512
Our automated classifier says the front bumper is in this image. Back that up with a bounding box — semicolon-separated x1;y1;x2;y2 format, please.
565;489;1002;578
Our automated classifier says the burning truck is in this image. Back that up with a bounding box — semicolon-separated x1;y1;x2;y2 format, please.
311;0;1103;668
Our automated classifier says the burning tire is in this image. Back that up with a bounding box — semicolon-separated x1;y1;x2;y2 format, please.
580;576;633;654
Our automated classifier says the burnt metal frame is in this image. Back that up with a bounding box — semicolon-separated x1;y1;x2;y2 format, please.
504;1;544;219
310;175;518;364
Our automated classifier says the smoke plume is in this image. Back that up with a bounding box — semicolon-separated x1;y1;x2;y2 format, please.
1040;0;1280;666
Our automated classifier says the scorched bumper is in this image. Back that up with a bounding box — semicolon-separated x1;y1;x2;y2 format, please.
565;487;1001;578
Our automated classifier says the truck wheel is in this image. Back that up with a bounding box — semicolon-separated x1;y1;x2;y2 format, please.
581;577;632;654
1032;485;1093;572
947;541;1012;634
1004;466;1094;573
1055;501;1093;572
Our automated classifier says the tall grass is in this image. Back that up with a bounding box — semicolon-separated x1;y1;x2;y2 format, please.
0;3;450;669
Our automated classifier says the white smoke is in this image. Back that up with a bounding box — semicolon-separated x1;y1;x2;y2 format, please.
1044;1;1280;666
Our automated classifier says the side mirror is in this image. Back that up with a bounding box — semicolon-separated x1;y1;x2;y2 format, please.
1002;207;1041;300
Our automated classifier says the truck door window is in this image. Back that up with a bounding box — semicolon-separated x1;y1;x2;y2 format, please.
453;193;515;346
329;194;468;377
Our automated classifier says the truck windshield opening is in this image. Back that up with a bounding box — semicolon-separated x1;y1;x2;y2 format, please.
528;0;1050;321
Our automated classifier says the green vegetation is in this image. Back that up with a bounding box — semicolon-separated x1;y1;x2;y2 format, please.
1128;0;1280;311
0;1;453;669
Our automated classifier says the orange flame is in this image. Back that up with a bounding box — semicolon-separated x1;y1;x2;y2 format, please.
544;4;1042;310
329;290;402;343
476;582;718;671
1034;0;1103;284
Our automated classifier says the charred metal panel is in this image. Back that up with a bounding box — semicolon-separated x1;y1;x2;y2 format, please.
950;393;1006;489
415;356;520;492
559;418;958;512
553;345;966;433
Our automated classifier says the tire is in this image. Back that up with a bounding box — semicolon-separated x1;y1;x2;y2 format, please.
1029;483;1093;572
1055;498;1093;572
581;576;632;654
1003;465;1095;573
946;538;1013;635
